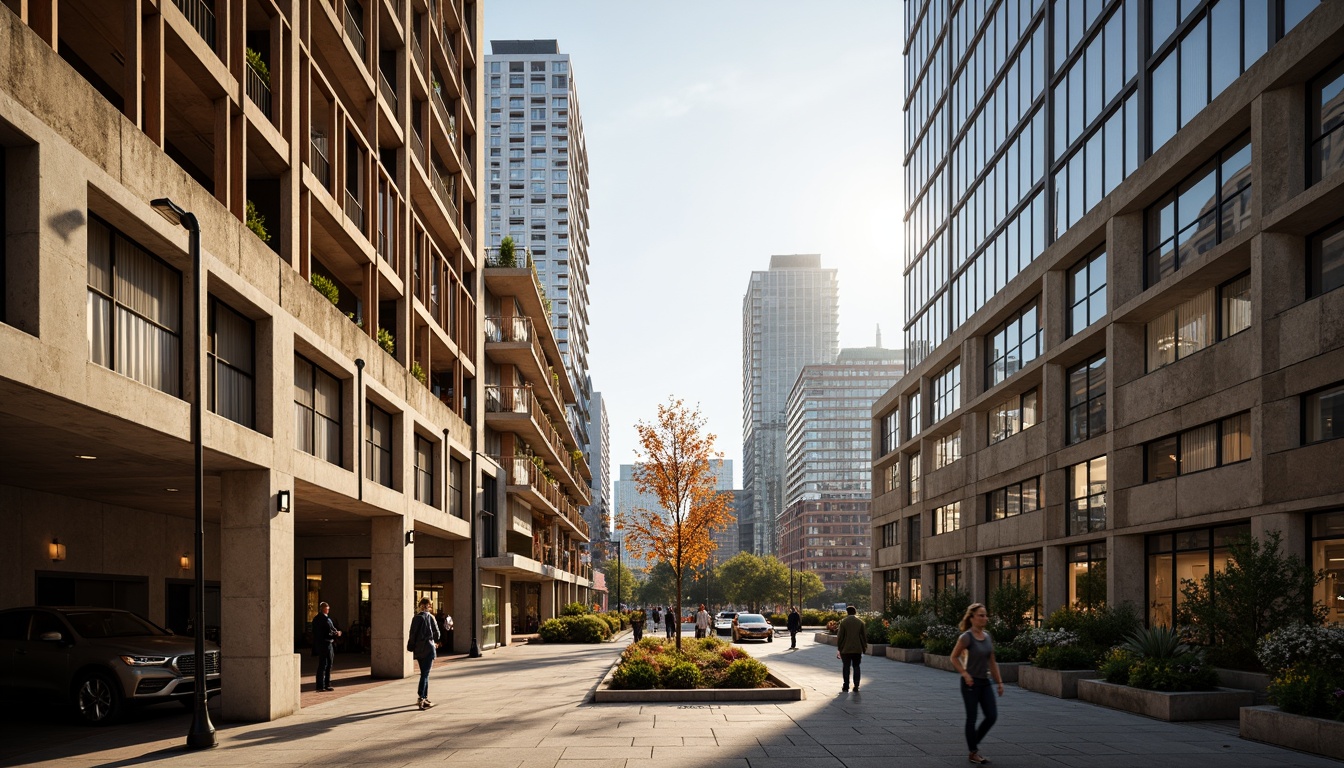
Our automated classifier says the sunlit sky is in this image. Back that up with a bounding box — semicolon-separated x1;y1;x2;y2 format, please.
484;2;905;491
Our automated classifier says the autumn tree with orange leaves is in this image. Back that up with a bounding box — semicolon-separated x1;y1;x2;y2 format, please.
618;397;734;651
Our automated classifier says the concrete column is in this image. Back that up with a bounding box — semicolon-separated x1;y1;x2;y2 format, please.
1109;533;1146;617
1252;512;1308;561
144;9;164;145
122;0;141;128
451;538;471;652
1041;543;1069;616
219;469;299;721
370;516;413;678
30;0;55;49
1253;85;1305;218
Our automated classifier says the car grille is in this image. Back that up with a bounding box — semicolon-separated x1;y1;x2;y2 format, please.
176;650;221;676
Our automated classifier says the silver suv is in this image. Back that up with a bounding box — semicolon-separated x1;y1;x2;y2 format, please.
0;607;221;724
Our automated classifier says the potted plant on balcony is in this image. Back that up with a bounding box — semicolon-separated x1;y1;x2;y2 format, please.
410;361;427;386
310;273;339;306
245;47;269;82
496;236;516;268
245;199;270;242
377;327;395;355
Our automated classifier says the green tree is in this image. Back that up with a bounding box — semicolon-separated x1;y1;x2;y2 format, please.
637;561;678;607
605;559;641;608
838;574;872;610
795;571;826;607
497;235;516;267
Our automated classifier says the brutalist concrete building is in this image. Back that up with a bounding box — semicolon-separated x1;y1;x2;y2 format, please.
871;0;1344;626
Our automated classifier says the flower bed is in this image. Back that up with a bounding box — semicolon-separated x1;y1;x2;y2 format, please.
595;637;803;703
1256;623;1344;721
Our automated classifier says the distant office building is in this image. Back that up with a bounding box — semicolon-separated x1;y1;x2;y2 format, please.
583;390;611;544
779;345;904;593
614;461;734;572
873;1;1344;626
733;490;755;555
742;255;839;556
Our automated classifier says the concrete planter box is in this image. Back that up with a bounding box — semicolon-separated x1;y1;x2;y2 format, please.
885;646;924;663
813;632;838;646
867;643;889;657
1240;705;1344;761
1076;679;1253;721
1018;666;1097;699
923;653;957;673
592;663;805;703
996;661;1029;684
1214;668;1271;697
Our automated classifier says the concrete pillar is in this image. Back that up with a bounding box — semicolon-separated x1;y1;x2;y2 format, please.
122;0;141;128
1251;512;1308;561
1253;86;1305;218
451;538;471;652
370;515;413;678
1110;533;1146;618
219;469;299;721
1041;544;1069;616
144;9;164;145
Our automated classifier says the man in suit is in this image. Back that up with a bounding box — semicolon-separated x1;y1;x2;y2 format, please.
787;606;802;649
311;602;341;692
408;597;441;709
836;604;869;693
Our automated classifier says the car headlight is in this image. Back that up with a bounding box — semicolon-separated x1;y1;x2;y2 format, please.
120;655;170;667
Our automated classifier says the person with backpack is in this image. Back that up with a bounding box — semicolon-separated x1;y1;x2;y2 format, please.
407;597;441;710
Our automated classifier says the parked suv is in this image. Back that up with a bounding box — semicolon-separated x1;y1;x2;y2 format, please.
0;607;221;724
731;613;774;643
713;611;737;637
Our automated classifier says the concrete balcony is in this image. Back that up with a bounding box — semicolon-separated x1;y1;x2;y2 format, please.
484;392;590;507
483;247;577;406
484;315;567;421
479;552;593;585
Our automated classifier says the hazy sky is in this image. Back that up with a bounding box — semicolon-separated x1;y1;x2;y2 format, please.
484;2;905;490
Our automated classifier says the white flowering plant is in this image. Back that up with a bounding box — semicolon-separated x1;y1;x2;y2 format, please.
1012;627;1080;652
1256;623;1344;674
922;623;962;655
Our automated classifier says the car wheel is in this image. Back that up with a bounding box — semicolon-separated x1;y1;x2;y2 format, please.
73;672;123;725
768;634;774;642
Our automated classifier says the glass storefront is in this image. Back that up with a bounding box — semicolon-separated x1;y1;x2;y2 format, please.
1146;523;1249;626
1068;542;1107;610
1313;511;1344;625
986;551;1041;625
482;584;500;648
510;581;541;634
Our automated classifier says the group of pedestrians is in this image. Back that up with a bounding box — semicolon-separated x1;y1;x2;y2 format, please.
833;602;1004;765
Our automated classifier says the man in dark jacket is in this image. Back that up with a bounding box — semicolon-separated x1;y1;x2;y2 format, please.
836;604;869;692
311;602;341;692
408;597;441;709
787;606;802;649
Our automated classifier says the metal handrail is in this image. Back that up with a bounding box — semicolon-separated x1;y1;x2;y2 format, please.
173;0;216;51
343;0;367;58
378;70;397;113
344;188;364;230
245;64;271;118
310;130;330;187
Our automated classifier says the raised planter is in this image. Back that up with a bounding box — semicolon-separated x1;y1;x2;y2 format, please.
813;631;838;646
923;652;956;673
1240;705;1344;761
591;663;805;703
996;661;1029;684
885;646;924;663
1018;666;1097;699
1214;668;1271;699
1076;679;1253;721
867;643;889;657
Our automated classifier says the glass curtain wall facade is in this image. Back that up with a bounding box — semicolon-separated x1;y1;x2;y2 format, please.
873;0;1344;621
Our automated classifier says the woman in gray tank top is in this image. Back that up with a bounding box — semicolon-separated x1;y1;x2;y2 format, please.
950;603;1004;765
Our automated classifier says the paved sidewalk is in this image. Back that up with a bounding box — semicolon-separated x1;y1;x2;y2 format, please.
3;634;1340;767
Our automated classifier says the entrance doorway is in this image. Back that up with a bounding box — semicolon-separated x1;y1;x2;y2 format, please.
510;581;541;634
165;579;222;641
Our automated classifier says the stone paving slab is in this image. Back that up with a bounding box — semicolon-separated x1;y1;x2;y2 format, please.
3;634;1344;768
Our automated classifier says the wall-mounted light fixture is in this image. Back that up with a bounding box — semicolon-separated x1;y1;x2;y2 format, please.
180;553;190;569
278;490;291;513
49;538;66;562
405;530;415;546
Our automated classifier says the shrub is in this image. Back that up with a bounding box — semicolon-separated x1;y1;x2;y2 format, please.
561;602;589;617
1121;625;1190;660
310;273;340;305
245;199;270;242
1033;644;1098;670
825;620;838;633
497;236;517;267
244;47;270;81
570;615;611;643
1046;603;1142;650
883;598;923;619
1177;531;1326;671
720;658;769;688
612;659;659;689
802;609;840;626
1128;653;1219;692
988;582;1037;640
661;661;703;689
887;629;923;648
993;644;1028;663
932;587;972;626
923;624;961;655
1267;664;1344;720
1099;648;1136;684
538;618;567;643
864;614;890;644
1257;623;1344;674
410;361;427;386
377;327;395;355
893;613;934;638
767;613;787;626
719;646;749;662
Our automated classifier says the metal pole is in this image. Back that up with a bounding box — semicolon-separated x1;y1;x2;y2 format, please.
615;538;621;612
184;210;215;750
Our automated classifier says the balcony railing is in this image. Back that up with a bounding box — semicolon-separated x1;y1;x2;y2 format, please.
343;0;367;58
494;455;590;540
412;33;425;77
378;70;397;113
429;163;457;221
310;130;330;188
441;24;460;75
344;188;364;230
409;128;425;168
460;149;472;187
485;384;532;416
485;314;532;344
432;87;453;138
174;0;216;52
245;64;271;118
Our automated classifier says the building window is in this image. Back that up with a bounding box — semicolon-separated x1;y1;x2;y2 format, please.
908;392;922;436
933;502;961;535
880;409;900;455
1305;383;1344;443
933;361;961;423
908;452;922;504
1066;355;1106;444
1067;456;1107;535
906;516;922;562
1309;218;1344;298
933;431;961;469
989;389;1038;445
1146;412;1252;480
986;551;1040;626
86;217;182;397
1312;511;1344;625
449;457;465;518
1068;248;1107;336
1068;542;1107;610
986;302;1041;388
366;402;393;488
414;434;435;506
934;560;961;595
294;355;341;465
884;462;900;494
988;477;1041;521
1146;523;1249;626
208;298;255;429
882;570;900;609
1146;273;1253;371
1310;57;1344;184
1145;133;1252;286
881;522;899;549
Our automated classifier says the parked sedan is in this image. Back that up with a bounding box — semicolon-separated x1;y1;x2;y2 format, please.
713;611;737;637
731;613;774;643
0;607;221;724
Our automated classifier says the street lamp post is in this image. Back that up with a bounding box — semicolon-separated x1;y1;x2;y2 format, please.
150;197;215;751
614;537;621;611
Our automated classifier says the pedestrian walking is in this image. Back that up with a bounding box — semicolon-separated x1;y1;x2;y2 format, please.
835;604;868;692
664;608;676;638
441;611;455;651
950;603;1004;765
787;606;802;649
310;602;341;692
632;609;644;641
652;606;661;629
694;604;711;639
407;597;441;710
